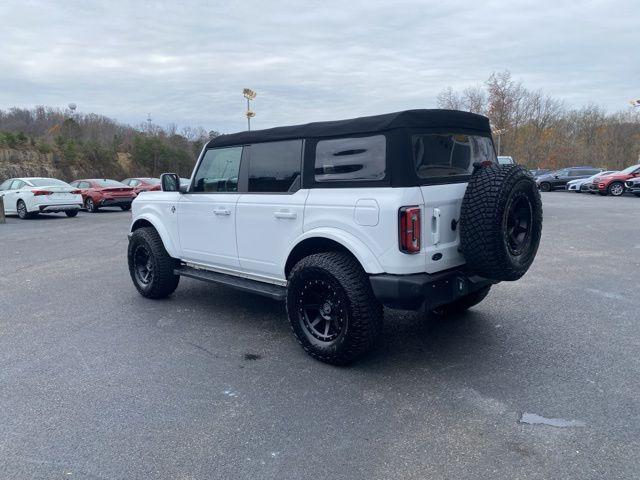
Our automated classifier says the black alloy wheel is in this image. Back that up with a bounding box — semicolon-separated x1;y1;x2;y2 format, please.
297;278;346;342
132;244;154;287
505;192;533;256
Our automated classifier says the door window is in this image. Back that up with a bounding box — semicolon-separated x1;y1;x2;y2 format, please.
247;140;302;192
10;180;25;189
192;147;242;192
0;179;12;190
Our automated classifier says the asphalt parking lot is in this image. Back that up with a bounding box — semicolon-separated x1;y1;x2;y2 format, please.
1;193;639;479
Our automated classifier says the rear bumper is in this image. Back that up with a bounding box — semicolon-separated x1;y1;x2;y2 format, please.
99;198;133;207
369;269;495;310
39;204;82;213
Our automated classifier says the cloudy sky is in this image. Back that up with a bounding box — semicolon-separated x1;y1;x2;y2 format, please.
0;0;637;133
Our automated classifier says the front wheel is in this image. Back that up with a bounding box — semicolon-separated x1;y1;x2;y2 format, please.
120;205;131;211
127;227;180;299
608;182;624;197
539;182;551;192
286;252;383;365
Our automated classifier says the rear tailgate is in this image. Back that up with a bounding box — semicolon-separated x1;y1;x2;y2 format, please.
419;183;467;273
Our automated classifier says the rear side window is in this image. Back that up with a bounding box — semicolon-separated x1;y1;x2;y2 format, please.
315;135;386;182
0;180;12;190
248;140;302;193
413;134;495;179
192;147;242;192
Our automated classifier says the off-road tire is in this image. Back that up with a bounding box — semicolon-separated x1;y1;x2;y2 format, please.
460;164;542;281
433;285;491;316
127;227;180;299
539;182;551;192
286;252;383;365
607;181;624;197
65;210;78;217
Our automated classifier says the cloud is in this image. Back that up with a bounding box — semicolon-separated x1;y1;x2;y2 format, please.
0;0;637;133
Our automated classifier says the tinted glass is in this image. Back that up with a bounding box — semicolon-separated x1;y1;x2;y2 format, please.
413;134;496;179
248;140;302;192
193;147;242;192
315;135;386;182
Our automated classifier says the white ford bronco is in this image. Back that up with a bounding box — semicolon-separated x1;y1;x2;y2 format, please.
127;109;542;364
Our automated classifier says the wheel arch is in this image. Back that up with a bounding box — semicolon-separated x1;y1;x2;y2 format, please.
130;215;179;258
284;229;384;279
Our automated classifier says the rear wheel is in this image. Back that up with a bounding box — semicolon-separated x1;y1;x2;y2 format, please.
608;182;624;197
286;252;383;365
539;182;551;192
16;200;32;219
127;227;180;298
120;205;131;211
433;286;491;316
65;210;78;217
85;198;98;213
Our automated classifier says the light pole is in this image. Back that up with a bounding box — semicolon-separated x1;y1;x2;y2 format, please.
492;127;508;155
243;88;256;131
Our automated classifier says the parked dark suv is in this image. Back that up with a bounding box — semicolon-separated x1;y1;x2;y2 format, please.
536;167;602;192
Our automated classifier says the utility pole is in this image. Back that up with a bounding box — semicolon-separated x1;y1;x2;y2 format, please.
243;88;257;131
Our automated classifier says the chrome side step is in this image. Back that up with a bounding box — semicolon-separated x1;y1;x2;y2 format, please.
174;266;286;301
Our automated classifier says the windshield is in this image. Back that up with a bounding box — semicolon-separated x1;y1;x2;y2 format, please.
413;134;496;179
28;178;70;187
94;179;126;187
619;164;640;174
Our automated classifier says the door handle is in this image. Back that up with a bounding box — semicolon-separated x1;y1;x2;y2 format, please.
274;210;297;220
213;208;231;216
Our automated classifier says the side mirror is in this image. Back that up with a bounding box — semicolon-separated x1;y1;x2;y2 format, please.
161;173;180;192
554;175;559;179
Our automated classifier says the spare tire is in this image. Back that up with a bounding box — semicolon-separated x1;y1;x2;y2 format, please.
460;164;542;281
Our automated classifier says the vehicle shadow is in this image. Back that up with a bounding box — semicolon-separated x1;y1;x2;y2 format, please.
174;279;500;371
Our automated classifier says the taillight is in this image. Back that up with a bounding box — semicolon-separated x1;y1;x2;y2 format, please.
32;190;53;196
399;206;421;254
71;189;81;194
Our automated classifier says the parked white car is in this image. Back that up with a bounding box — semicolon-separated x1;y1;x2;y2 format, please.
497;155;515;165
126;110;543;364
0;177;83;219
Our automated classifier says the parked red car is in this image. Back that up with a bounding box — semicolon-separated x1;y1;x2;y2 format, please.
69;179;137;212
593;164;640;196
121;177;161;194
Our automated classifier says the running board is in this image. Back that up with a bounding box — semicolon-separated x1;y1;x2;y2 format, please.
174;266;286;301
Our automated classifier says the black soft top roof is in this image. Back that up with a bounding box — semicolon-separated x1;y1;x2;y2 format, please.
207;109;491;148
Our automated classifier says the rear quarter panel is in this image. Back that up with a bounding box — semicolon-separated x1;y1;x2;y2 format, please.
303;187;426;275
